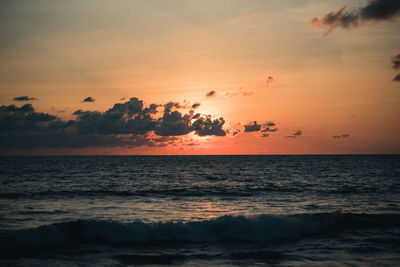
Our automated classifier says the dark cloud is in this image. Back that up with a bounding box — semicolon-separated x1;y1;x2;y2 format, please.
0;97;230;150
392;54;400;69
155;110;192;136
73;98;156;135
333;133;350;138
82;97;95;102
192;113;201;119
261;127;278;132
261;133;269;138
206;90;216;97
233;131;239;136
0;99;158;149
0;104;57;132
294;130;302;136
192;116;226;137
264;121;276;127
13;96;37;101
260;122;277;133
310;0;400;35
185;142;199;147
392;55;400;82
164;102;182;112
244;121;261;132
286;130;302;138
266;76;274;86
191;102;201;109
0;132;140;149
152;136;176;143
244;121;278;134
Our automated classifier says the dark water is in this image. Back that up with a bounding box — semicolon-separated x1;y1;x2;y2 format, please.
0;155;399;266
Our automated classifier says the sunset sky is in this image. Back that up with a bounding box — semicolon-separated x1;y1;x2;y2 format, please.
0;0;399;155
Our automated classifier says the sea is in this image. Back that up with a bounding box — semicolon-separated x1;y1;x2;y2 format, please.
0;155;399;266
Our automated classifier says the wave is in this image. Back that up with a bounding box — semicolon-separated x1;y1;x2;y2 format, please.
0;188;272;199
1;185;397;199
0;212;399;257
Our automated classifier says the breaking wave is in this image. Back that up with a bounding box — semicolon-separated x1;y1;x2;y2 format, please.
0;212;398;257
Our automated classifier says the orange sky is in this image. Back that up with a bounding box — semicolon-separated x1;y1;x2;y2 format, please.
0;0;399;155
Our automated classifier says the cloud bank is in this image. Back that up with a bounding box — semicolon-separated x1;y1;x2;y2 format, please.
0;98;227;149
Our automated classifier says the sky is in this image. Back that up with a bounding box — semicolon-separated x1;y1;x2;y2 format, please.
0;0;399;155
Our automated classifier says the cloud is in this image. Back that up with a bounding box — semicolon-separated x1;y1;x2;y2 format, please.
392;54;400;69
0;104;57;132
230;8;257;24
163;101;182;112
192;113;201;119
155;110;192;136
82;97;95;102
192;115;226;137
391;55;400;82
310;0;400;35
225;87;253;97
73;98;157;135
244;121;278;134
191;102;201;109
261;127;278;133
281;34;293;40
4;97;306;150
286;130;302;138
333;133;350;138
244;121;261;132
13;96;37;101
266;76;274;86
206;90;216;98
264;121;275;127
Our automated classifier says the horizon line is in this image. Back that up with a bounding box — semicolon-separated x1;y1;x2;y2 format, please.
0;153;399;157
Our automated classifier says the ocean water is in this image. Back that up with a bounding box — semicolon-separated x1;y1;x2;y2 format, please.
0;155;399;266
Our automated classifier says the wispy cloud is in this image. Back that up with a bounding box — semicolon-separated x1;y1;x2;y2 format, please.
280;34;292;40
230;8;257;24
225;87;253;97
266;76;274;87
